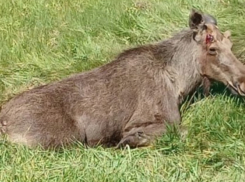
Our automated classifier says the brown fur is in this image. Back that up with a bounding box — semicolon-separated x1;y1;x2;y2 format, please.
1;10;245;149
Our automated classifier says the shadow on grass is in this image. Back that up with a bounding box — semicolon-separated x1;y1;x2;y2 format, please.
181;82;245;113
156;82;245;155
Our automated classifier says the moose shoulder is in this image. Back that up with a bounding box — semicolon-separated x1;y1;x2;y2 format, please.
1;10;245;149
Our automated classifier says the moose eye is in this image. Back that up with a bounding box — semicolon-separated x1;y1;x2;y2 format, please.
208;48;216;55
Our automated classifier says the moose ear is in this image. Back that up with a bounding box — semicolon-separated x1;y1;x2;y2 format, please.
189;9;203;29
224;30;231;39
203;14;217;25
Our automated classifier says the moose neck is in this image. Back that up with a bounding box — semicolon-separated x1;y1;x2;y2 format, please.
159;29;203;102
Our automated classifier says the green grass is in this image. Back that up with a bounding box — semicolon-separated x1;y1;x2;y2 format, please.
1;0;245;181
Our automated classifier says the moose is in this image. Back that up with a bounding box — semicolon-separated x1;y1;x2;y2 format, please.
0;10;245;149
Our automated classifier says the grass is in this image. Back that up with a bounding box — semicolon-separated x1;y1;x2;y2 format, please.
0;0;245;181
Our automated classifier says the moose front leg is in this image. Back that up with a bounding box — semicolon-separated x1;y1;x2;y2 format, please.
117;104;184;148
116;131;152;148
116;122;167;148
116;93;183;148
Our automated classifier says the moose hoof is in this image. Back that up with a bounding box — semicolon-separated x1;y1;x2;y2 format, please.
116;131;151;149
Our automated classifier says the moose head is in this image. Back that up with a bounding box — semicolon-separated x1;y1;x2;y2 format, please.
190;10;245;96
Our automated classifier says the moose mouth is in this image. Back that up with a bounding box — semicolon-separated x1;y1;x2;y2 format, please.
228;82;245;96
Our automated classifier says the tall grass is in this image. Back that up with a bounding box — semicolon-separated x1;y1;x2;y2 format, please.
0;0;245;181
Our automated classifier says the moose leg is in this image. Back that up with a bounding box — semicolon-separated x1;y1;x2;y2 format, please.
117;103;185;148
117;122;188;148
116;131;152;148
117;93;184;148
116;122;167;148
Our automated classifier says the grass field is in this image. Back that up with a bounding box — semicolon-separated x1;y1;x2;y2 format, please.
0;0;245;181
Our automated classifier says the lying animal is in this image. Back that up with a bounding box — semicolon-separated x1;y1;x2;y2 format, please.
1;10;245;149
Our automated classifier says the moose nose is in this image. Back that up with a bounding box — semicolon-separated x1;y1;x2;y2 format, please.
240;82;245;94
235;81;245;96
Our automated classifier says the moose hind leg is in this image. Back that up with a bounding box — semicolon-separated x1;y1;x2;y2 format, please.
3;113;81;149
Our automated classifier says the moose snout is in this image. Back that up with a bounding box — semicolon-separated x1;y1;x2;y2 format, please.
228;61;245;96
239;82;245;94
232;77;245;96
237;80;245;95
